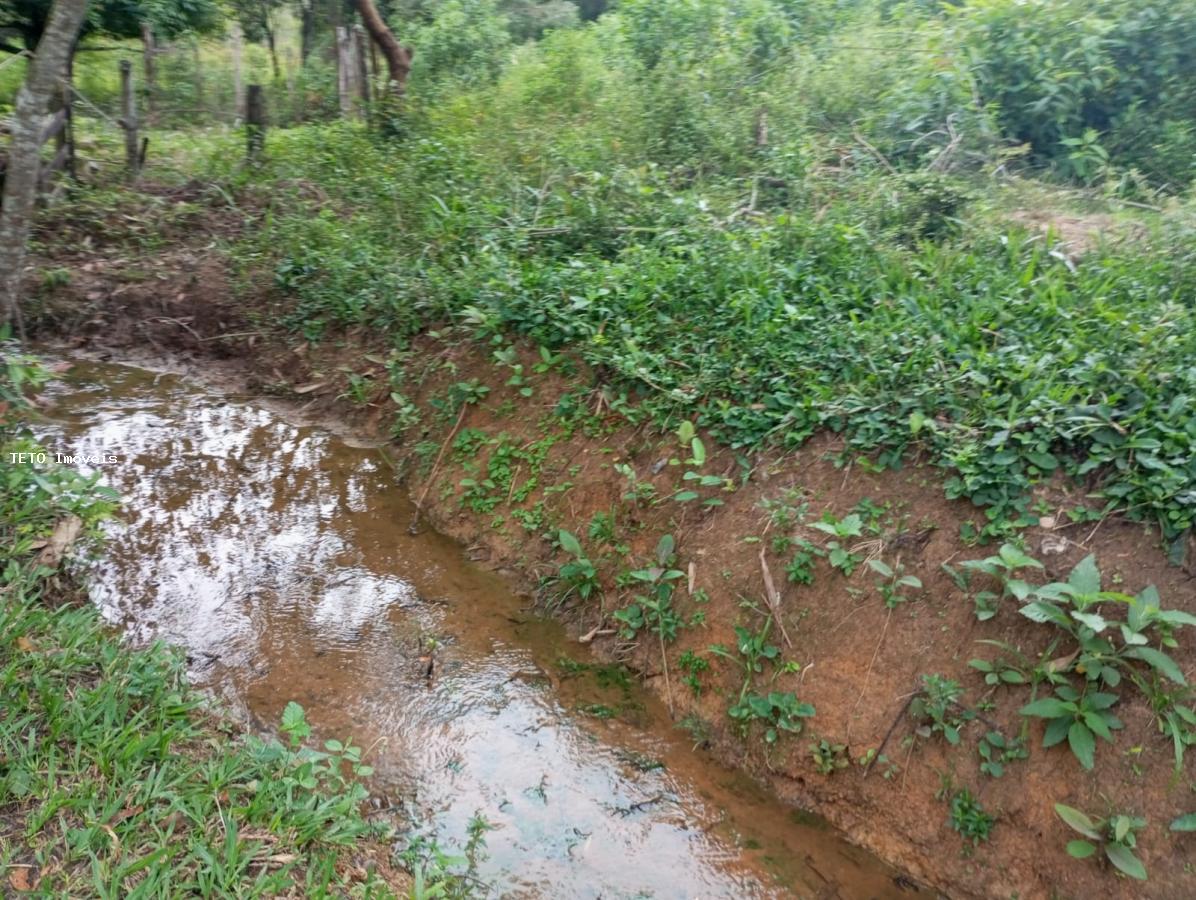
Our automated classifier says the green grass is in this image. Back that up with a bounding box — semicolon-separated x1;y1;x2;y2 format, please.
0;597;397;897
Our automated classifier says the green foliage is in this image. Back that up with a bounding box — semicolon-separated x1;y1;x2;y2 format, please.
728;690;815;745
948;542;1043;622
810;738;849;775
1016;556;1195;689
711;620;781;678
1055;803;1148;881
963;0;1196;186
948;789;995;846
2;351;119;557
811;513;865;575
784;540;821;586
963;547;1196;771
910;674;973;745
407;0;515;90
548;528;600;606
1021;686;1123;771
876;172;974;242
710;617;814;745
1;337;51;424
612;534;685;641
977;730;1028;778
868;558;922;608
677;649;709;696
672;424;728;506
222;100;1196;546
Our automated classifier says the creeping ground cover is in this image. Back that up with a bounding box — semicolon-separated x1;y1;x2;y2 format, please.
213;122;1196;551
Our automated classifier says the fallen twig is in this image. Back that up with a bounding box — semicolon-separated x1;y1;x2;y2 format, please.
758;548;793;647
864;689;917;779
408;403;469;535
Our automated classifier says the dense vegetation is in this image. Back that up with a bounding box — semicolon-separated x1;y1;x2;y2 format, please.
121;0;1191;549
8;0;1192;545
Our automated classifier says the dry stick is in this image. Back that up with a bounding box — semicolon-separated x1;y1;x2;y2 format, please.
864;688;918;779
408;403;468;534
758;548;793;648
846;606;892;745
659;629;675;719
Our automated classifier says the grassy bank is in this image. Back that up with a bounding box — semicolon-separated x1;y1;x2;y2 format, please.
135;112;1195;553
0;349;406;897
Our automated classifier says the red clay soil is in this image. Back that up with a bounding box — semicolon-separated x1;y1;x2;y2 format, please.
26;211;1196;900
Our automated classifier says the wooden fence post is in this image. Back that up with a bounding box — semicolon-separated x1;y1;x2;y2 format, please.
246;84;266;162
119;60;140;180
353;25;371;107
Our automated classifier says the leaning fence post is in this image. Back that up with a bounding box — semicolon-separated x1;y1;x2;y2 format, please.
119;60;139;180
245;84;266;162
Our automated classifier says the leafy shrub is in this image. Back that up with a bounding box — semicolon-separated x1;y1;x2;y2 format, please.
962;0;1196;186
875;172;974;242
408;0;515;91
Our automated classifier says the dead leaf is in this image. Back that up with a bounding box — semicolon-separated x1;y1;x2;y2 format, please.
1047;649;1079;674
99;824;120;854
577;626;614;644
7;866;38;892
36;516;83;570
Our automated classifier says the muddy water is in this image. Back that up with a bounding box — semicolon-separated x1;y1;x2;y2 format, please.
37;360;921;899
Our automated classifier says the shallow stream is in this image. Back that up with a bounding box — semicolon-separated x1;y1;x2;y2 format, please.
37;359;922;899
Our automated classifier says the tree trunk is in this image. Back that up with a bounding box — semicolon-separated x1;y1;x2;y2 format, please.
192;37;205;115
352;0;411;94
335;26;356;118
140;21;156;125
231;24;245;121
300;2;315;64
265;23;280;80
119;59;139;180
0;0;90;330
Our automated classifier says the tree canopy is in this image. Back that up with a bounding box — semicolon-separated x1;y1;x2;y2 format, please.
1;0;221;50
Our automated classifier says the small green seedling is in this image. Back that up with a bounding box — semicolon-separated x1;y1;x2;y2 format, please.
811;739;849;775
868;559;922;608
949;789;995;846
1056;803;1147;881
911;674;973;745
948;542;1043;621
550;529;600;606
